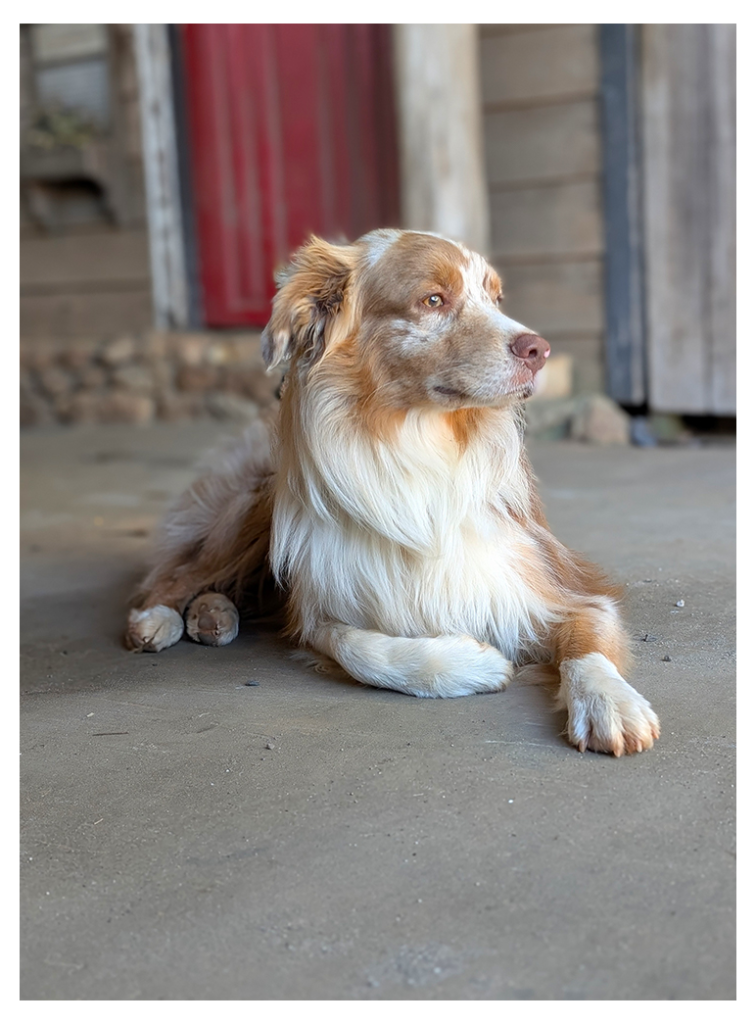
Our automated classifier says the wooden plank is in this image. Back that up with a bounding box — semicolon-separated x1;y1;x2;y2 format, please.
484;100;600;187
20;229;151;288
21;290;153;338
480;25;564;39
168;25;203;329
496;259;604;337
642;25;708;412
393;24;489;254
480;25;599;108
599;24;646;406
641;25;735;414
31;24;108;63
134;23;189;329
708;25;736;415
490;180;603;260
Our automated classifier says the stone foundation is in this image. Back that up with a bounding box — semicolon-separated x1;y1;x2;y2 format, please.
20;332;282;427
20;333;634;444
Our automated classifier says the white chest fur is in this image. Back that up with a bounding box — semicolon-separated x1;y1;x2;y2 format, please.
271;406;552;658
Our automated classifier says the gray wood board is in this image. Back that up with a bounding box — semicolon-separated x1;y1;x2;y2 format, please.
641;25;735;414
490;180;604;259
481;25;599;108
484;100;600;187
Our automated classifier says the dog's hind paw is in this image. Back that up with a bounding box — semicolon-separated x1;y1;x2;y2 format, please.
185;592;240;647
125;605;184;652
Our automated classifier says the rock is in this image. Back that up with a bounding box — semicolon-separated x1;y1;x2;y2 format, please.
76;364;108;390
533;353;573;400
100;335;137;366
37;366;75;399
245;372;281;408
176;364;219;392
206;340;233;365
227;333;264;363
156;391;207;422
220;365;277;403
19;344;37;371
170;333;208;367
59;340;99;371
569;395;631;445
630;416;658;447
21;341;59;372
20;390;54;428
148;359;175;392
647;413;690;443
205;392;260;422
524;397;579;439
99;391;156;424
143;331;169;360
111;364;155;393
20;368;36;396
56;391;103;425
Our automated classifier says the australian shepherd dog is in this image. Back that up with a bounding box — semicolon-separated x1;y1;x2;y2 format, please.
126;229;659;756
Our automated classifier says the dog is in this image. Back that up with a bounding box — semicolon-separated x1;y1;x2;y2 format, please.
126;229;660;756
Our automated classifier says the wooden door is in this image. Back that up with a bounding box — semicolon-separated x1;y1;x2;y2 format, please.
181;24;399;327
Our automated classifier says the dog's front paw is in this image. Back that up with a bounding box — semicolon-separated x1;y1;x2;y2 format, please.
409;635;514;697
125;605;184;652
559;653;660;756
185;592;240;647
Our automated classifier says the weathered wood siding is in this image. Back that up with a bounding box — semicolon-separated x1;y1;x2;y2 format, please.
20;25;153;339
20;229;152;337
641;24;735;415
480;24;606;393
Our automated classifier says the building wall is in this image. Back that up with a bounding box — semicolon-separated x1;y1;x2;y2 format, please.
479;24;606;394
640;24;735;415
20;24;153;340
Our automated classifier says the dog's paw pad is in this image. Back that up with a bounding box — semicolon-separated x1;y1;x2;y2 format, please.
185;593;240;647
125;605;184;652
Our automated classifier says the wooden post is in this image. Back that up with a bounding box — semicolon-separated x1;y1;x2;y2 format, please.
640;24;735;415
134;23;190;329
599;24;647;407
392;24;490;255
708;25;736;416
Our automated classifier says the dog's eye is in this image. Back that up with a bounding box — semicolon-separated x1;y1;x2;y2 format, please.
423;294;444;308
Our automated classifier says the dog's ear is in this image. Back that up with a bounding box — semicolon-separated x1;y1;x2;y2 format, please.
261;236;355;371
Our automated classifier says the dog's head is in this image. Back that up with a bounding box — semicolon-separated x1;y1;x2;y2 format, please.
261;229;549;409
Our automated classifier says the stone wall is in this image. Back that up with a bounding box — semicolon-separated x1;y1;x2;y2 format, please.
20;332;282;427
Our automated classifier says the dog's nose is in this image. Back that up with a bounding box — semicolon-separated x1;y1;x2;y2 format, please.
510;334;550;373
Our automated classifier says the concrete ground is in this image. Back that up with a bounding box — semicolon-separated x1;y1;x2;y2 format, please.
20;421;735;1001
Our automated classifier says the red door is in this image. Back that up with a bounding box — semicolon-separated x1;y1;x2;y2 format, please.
181;24;400;327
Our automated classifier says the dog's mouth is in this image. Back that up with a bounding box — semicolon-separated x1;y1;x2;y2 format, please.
433;385;467;399
512;378;537;398
432;374;537;406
